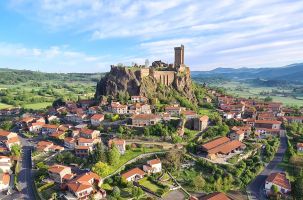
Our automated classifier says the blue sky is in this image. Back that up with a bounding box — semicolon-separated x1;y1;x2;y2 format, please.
1;0;303;72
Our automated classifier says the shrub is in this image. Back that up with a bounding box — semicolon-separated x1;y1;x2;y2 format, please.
37;182;55;193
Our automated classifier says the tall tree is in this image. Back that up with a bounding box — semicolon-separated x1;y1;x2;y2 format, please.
192;175;205;191
92;162;111;177
108;145;120;166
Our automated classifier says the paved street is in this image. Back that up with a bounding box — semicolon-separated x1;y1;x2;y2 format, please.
247;134;287;200
19;146;36;200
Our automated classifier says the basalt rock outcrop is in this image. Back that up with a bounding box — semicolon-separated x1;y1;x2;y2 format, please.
95;66;196;103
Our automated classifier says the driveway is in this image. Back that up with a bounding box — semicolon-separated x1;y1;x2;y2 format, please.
247;134;287;200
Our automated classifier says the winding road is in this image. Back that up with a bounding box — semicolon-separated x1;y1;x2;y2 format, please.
247;133;287;200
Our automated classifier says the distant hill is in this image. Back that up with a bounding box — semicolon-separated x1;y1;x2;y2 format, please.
192;63;303;83
0;68;104;85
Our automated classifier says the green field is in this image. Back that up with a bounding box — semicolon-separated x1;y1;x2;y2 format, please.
0;103;12;109
210;81;303;106
23;102;53;110
138;177;162;193
108;147;162;174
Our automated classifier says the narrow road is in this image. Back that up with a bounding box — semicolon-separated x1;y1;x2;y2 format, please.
19;146;36;200
247;133;287;200
18;135;37;200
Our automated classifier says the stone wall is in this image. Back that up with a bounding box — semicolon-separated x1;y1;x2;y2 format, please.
140;68;150;78
153;71;175;86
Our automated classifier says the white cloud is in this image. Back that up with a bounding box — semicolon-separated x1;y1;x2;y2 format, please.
6;0;303;71
0;43;111;72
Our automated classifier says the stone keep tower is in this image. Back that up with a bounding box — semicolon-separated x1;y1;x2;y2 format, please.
174;45;184;67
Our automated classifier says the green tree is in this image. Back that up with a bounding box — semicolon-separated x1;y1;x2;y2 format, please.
131;186;145;200
192;175;205;191
271;184;279;194
92;162;111;177
108;145;120;166
0;121;13;131
11;144;21;157
111;186;120;198
165;149;183;171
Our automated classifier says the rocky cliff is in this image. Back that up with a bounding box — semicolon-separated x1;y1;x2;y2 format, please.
95;66;196;103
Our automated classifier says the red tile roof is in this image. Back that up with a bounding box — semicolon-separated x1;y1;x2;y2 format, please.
121;167;145;179
148;158;161;165
132;114;159;120
48;164;70;174
108;138;125;146
201;137;230;151
0;130;10;137
266;173;291;190
91;114;104;120
208;140;245;155
199;192;231;200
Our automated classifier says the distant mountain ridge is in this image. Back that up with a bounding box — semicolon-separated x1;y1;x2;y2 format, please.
192;63;303;83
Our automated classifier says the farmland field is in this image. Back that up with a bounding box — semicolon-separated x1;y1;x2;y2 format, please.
0;69;103;110
208;81;303;106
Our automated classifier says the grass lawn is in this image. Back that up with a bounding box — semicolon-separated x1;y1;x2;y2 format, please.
138;177;162;193
23;102;52;110
0;103;13;109
108;147;162;174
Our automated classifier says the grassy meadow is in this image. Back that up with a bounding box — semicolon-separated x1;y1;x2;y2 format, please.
0;69;103;110
209;81;303;106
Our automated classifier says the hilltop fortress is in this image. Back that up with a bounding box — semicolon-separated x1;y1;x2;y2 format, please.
139;45;190;86
95;45;195;102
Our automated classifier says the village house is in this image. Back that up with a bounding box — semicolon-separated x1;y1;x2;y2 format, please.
128;103;151;114
196;115;209;131
0;130;20;150
131;96;148;103
0;173;10;191
121;167;145;182
18;116;35;128
50;131;66;140
229;130;245;142
79;129;100;139
265;172;291;195
77;138;100;147
65;113;88;124
75;146;92;157
165;104;185;116
66;172;104;199
257;112;276;120
110;102;128;114
90;114;104;127
87;106;100;115
297;143;303;153
36;141;54;151
131;114;161;126
28;122;45;133
36;141;64;152
284;116;303;123
64;137;76;149
181;110;198;119
0;156;12;174
231;126;251;139
47;115;58;123
245;119;282;130
78;99;94;109
108;138;126;155
48;164;73;183
143;159;162;174
41;124;60;135
200;137;245;160
199;192;231;200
